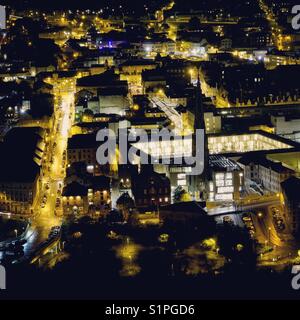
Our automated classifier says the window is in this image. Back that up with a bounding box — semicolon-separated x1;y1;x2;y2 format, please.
178;180;186;186
225;180;233;186
216;180;224;187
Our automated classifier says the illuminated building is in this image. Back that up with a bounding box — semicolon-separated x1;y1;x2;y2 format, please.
62;177;111;216
208;155;244;202
238;153;295;194
142;39;176;56
133;131;295;159
271;115;300;143
204;112;221;134
98;86;129;115
208;131;294;154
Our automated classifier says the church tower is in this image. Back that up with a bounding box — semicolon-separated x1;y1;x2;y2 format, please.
188;70;210;201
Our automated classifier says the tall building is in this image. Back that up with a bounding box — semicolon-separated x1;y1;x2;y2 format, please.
281;177;300;234
188;73;210;201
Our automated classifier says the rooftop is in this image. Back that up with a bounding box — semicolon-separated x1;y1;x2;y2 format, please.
0;127;44;183
76;70;122;87
63;181;88;197
238;153;295;174
209;155;241;172
120;59;156;67
68;133;97;150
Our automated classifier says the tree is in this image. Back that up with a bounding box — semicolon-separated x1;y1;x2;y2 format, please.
106;209;124;224
116;192;135;220
116;192;134;209
217;224;257;270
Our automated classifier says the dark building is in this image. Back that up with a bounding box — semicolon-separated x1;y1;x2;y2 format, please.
0;127;45;214
159;201;208;225
67;133;98;168
281;176;300;234
132;166;171;208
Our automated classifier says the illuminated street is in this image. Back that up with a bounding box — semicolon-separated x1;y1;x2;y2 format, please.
23;78;75;257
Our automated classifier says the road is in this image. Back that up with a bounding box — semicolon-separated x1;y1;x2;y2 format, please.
22;78;75;258
259;0;291;51
207;198;281;216
208;198;298;267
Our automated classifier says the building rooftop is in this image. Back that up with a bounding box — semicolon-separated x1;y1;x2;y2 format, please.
0;127;44;183
68;133;97;150
209;155;241;172
238;153;295;174
119;59;156;67
98;86;128;96
63;181;88;197
76;70;121;87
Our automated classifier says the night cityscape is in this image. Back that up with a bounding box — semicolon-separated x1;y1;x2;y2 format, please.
0;0;300;301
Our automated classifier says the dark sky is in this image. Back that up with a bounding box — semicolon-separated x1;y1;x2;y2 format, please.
1;0;163;10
